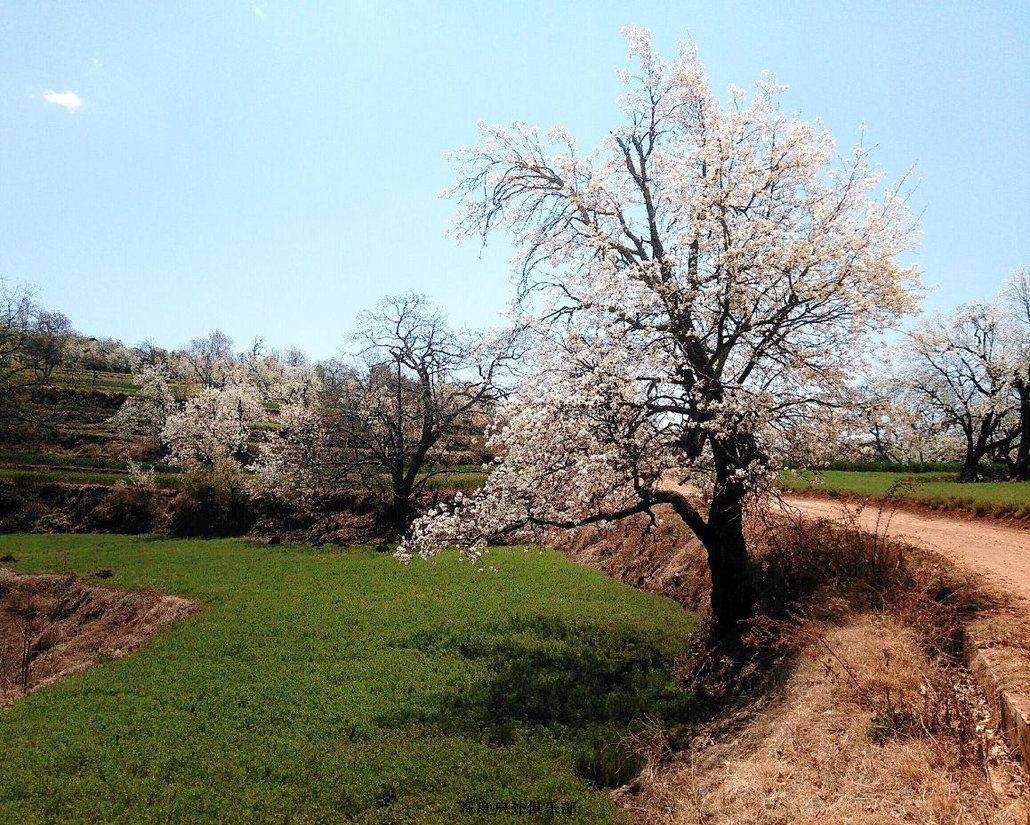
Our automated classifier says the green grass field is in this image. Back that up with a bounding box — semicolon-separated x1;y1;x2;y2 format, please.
0;535;697;824
422;471;489;490
0;451;178;473
781;469;1030;518
0;468;184;488
51;368;140;394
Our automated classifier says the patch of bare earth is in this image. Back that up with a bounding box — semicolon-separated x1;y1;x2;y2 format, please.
782;495;1030;603
782;486;1030;528
0;567;200;705
558;507;711;612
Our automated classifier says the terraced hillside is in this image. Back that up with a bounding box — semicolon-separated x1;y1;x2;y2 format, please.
0;367;180;487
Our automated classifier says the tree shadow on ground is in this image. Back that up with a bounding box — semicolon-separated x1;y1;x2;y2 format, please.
394;615;698;787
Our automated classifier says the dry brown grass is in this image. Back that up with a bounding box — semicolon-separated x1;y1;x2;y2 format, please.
620;613;1028;824
0;566;200;703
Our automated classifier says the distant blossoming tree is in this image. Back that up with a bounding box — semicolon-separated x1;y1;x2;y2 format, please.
900;302;1019;480
178;329;237;387
112;338;324;481
251;396;332;504
401;27;920;636
111;363;177;437
160;378;264;469
1001;269;1030;479
848;379;958;465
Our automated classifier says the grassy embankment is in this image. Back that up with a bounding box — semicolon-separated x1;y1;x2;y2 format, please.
0;459;483;493
0;535;696;824
0;450;184;488
781;469;1030;519
1;367;161;486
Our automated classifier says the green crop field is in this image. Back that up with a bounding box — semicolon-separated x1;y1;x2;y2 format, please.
422;470;489;490
0;468;183;488
780;469;1030;518
0;535;697;824
52;369;140;394
0;451;177;473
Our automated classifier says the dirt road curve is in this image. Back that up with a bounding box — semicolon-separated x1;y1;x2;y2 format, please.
782;496;1030;604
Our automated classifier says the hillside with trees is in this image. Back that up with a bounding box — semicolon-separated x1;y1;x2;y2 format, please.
0;282;503;541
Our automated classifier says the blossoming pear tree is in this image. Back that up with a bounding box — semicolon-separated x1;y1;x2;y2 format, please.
251;396;331;504
110;362;177;437
400;27;920;636
900;302;1019;481
112;336;324;483
160;377;264;469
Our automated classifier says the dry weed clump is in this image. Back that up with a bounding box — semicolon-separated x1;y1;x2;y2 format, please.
755;501;998;649
0;567;199;704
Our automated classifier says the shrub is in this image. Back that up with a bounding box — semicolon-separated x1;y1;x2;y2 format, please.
31;512;73;534
86;486;162;534
168;459;254;537
0;483;27;529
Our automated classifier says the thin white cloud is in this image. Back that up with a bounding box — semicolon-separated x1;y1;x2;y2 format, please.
253;6;265;17
43;90;82;111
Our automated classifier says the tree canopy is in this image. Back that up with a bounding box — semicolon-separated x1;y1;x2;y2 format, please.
402;28;921;635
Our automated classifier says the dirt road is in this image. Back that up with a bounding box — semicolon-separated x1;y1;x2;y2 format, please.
782;496;1030;604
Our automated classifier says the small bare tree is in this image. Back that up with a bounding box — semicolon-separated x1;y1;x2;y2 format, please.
326;294;509;533
0;280;36;406
181;329;236;387
24;309;73;382
0;280;71;435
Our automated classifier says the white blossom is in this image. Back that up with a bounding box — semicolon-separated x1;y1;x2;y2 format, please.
404;29;920;633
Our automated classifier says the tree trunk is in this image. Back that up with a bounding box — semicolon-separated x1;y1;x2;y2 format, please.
700;480;754;638
383;470;415;537
383;497;412;537
957;458;981;482
1014;382;1030;481
958;423;988;482
660;482;754;639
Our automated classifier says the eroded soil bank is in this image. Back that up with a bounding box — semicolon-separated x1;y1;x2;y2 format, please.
0;565;199;704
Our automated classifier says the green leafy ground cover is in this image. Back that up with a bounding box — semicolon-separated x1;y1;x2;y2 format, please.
421;471;489;490
0;535;697;824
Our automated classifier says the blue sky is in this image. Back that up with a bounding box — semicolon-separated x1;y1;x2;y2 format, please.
1;1;1027;359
